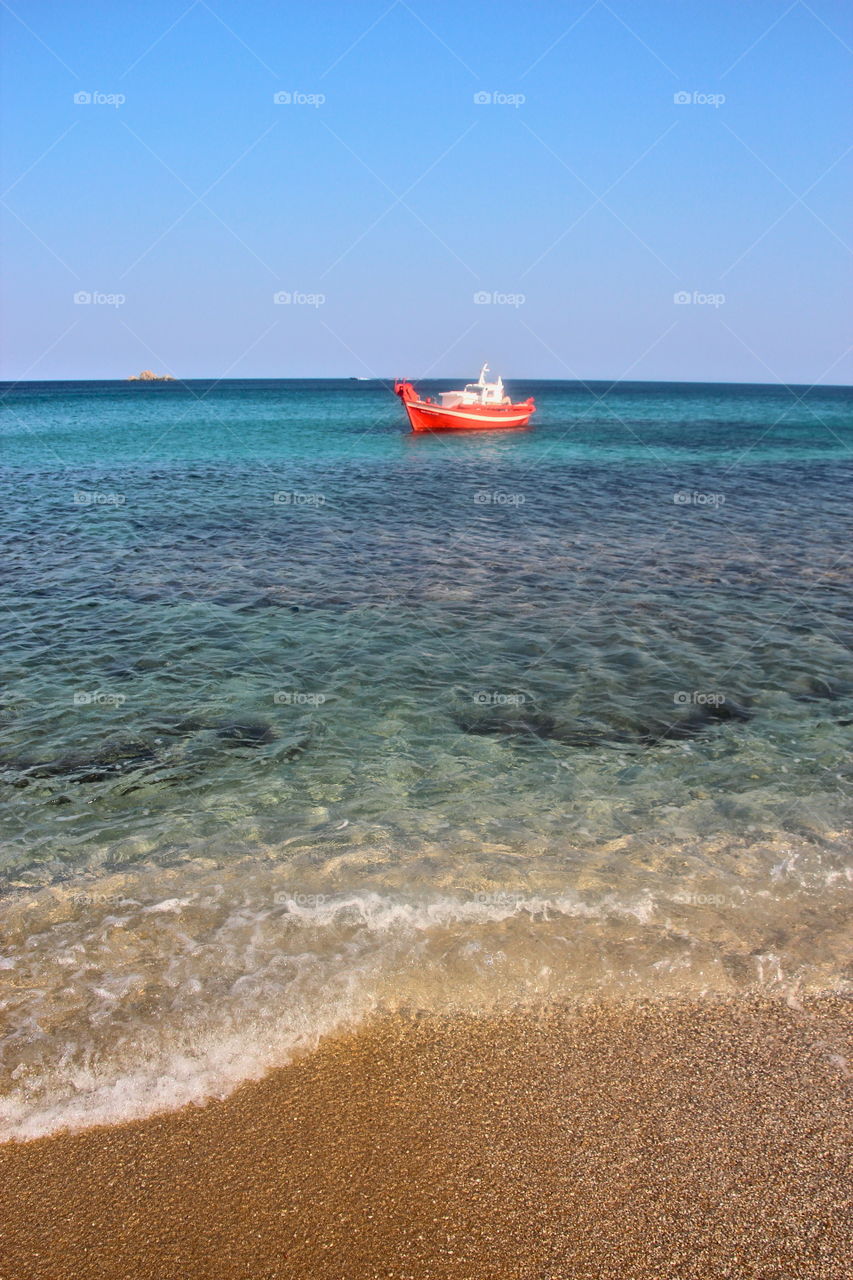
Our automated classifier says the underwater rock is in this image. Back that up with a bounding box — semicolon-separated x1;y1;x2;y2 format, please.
118;764;199;795
714;698;753;722
455;697;753;750
796;675;853;703
635;699;752;745
215;719;278;747
272;731;313;762
454;708;560;741
21;738;157;782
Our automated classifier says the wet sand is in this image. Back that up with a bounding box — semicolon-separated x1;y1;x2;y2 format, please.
1;995;850;1280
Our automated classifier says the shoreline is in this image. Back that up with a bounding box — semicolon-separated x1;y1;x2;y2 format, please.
1;993;850;1279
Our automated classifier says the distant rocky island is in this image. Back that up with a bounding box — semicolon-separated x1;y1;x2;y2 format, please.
127;370;176;382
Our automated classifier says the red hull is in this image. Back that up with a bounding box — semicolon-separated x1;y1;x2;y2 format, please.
394;380;535;432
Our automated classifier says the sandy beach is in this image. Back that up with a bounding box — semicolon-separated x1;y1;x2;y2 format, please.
1;994;850;1280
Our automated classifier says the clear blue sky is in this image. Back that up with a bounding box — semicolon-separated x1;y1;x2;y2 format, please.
1;0;851;382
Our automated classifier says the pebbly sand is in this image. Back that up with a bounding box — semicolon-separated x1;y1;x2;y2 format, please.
0;995;850;1280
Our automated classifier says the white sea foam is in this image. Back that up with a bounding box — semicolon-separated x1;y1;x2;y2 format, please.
0;988;371;1143
1;850;850;1143
0;886;671;1141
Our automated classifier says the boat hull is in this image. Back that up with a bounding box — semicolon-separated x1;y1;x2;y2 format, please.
394;381;535;432
404;401;534;432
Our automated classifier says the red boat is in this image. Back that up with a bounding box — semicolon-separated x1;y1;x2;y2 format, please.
394;364;535;432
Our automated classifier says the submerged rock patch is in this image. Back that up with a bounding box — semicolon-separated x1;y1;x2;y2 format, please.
455;697;753;750
215;720;278;747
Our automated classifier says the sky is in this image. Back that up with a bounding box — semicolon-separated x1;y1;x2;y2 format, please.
1;0;851;383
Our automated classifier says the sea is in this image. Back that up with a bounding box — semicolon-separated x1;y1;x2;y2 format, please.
1;377;851;1139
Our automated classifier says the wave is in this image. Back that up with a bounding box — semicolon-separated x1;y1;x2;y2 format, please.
1;846;850;1141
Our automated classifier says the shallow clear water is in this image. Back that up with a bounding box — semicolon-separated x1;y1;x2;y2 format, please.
1;378;851;1137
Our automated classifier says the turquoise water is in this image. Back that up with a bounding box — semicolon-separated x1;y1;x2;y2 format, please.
1;378;851;1137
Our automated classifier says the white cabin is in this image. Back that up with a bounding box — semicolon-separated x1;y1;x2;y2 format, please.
439;364;510;408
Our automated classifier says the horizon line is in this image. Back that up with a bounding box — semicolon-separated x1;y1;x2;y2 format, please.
1;376;851;390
